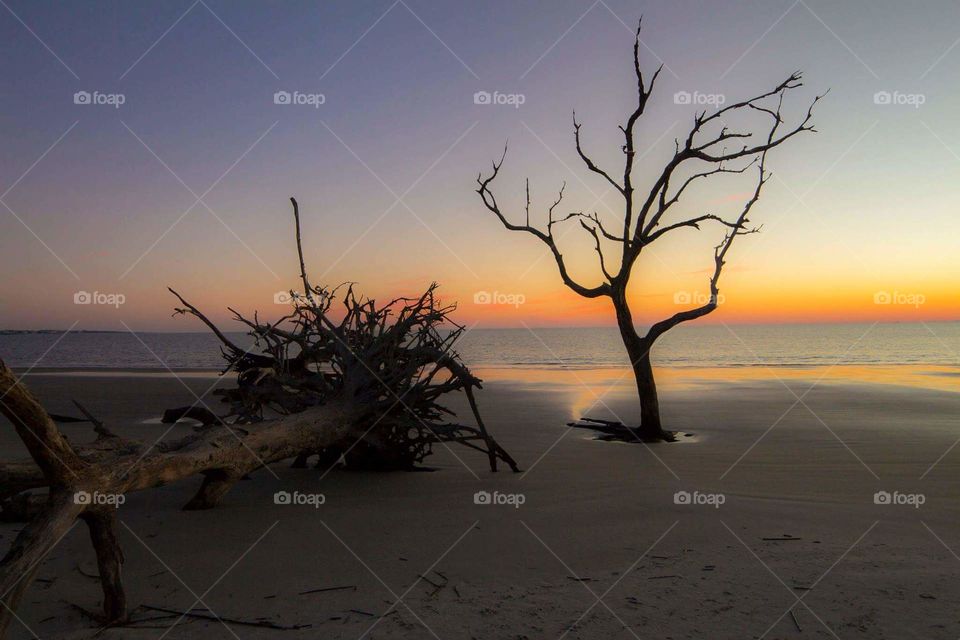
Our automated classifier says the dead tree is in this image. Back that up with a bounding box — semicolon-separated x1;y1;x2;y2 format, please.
477;20;822;440
0;198;517;635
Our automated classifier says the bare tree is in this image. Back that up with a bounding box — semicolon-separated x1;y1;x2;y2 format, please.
477;20;822;440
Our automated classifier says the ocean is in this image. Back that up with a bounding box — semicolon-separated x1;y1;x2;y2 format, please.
1;322;957;371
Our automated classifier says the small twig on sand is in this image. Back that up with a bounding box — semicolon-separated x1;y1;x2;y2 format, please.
141;605;310;630
418;574;443;589
67;602;101;621
298;585;356;595
72;400;117;438
790;609;802;632
92;612;198;637
419;571;448;597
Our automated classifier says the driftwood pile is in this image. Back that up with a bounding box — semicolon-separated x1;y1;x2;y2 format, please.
0;198;517;635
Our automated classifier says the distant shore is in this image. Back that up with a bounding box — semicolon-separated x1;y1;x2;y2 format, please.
14;363;960;395
0;329;124;335
4;323;959;373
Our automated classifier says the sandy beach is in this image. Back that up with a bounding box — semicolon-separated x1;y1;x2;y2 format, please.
2;366;958;639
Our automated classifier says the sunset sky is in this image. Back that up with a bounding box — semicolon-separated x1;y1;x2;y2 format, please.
1;0;957;331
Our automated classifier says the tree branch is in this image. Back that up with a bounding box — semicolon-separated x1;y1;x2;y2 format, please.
476;146;612;298
573;112;625;196
644;152;769;342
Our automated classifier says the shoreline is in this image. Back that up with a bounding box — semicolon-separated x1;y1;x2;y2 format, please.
15;363;960;395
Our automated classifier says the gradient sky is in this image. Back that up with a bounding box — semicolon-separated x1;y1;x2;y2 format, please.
1;0;957;331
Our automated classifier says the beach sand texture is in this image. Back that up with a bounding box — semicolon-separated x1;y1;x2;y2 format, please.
1;367;958;639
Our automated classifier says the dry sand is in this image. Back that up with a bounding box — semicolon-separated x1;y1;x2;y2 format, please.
2;366;960;639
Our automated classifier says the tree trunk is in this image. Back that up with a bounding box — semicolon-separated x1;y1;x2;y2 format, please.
613;293;671;441
629;342;670;440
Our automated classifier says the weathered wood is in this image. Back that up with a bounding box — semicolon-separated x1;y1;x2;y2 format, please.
0;360;370;635
139;605;310;630
0;368;85;481
0;197;519;636
80;508;126;624
0;491;83;636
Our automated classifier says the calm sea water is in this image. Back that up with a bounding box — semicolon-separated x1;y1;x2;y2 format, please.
1;323;957;370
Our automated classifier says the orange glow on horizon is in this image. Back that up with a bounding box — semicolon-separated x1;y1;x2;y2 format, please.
27;258;955;333
443;279;959;328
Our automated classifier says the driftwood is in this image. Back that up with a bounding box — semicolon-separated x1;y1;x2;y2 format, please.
0;197;518;636
138;605;311;630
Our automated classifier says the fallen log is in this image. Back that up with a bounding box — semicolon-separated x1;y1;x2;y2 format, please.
0;361;364;634
0;197;518;636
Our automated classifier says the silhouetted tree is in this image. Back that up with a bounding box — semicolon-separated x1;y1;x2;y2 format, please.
477;20;822;440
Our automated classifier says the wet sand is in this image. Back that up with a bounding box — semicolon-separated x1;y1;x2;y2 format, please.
2;366;960;639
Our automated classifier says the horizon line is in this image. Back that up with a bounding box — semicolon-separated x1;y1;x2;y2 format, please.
3;318;958;334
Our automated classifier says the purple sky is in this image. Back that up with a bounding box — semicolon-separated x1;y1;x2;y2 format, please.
1;1;958;330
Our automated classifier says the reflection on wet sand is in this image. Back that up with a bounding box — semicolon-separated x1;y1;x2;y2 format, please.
474;364;960;426
475;364;960;394
663;364;960;393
